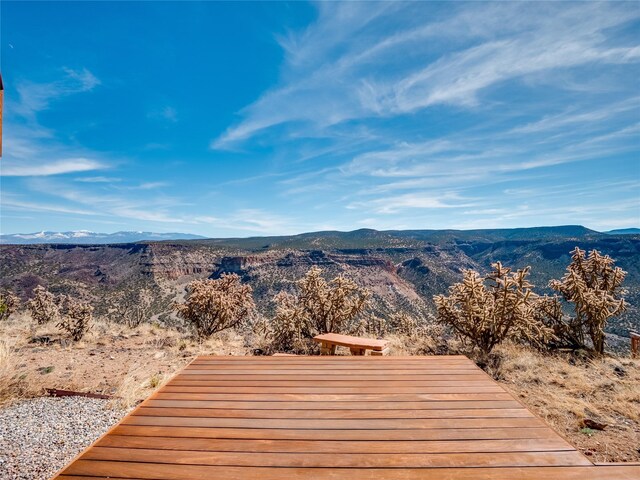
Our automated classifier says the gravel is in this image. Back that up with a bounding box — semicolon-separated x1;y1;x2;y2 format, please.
0;397;126;480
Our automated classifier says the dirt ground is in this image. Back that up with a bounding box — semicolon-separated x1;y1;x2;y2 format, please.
2;316;638;463
1;316;248;408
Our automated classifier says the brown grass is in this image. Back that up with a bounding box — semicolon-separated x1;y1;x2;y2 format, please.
488;343;640;462
1;311;638;462
0;335;15;402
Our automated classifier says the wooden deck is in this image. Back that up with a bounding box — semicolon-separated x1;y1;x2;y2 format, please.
53;356;639;479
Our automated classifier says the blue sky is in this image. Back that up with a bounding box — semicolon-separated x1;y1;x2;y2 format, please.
1;1;639;236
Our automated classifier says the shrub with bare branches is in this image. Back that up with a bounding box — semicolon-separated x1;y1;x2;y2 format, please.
108;287;154;328
434;262;554;355
26;286;58;325
56;295;94;341
0;291;20;322
548;247;627;354
271;266;370;352
174;274;255;339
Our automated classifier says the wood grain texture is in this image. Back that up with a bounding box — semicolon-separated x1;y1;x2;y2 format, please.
52;355;639;479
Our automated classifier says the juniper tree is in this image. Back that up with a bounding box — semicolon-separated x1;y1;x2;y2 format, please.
174;274;255;339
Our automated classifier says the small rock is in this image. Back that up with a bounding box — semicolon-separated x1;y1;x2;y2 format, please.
614;366;626;377
582;418;607;430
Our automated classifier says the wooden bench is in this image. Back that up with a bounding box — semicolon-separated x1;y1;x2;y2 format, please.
313;332;390;356
631;331;640;358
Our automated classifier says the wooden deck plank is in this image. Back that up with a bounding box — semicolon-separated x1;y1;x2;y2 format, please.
172;373;489;381
58;463;640;480
144;399;526;409
181;368;481;374
167;379;497;386
184;364;478;370
109;425;565;441
80;447;592;467
52;355;639;480
152;392;515;401
95;436;573;453
133;407;535;419
160;385;506;393
120;415;545;429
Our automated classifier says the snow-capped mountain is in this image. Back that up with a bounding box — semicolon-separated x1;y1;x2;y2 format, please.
0;231;206;244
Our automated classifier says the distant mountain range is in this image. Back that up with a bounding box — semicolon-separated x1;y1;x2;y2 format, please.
0;231;206;244
0;226;638;245
605;228;640;235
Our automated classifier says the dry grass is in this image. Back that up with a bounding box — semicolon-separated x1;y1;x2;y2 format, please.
2;310;638;462
0;335;15;402
109;366;171;410
487;343;640;462
0;311;252;408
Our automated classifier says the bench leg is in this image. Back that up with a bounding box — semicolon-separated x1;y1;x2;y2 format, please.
371;347;390;356
349;347;366;356
320;342;337;355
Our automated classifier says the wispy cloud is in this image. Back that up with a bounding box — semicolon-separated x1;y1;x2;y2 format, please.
148;106;178;123
13;67;100;119
349;192;473;215
2;68;110;178
2;158;106;176
75;176;122;183
212;2;640;149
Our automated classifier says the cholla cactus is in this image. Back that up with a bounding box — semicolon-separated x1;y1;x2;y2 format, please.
56;295;94;341
174;273;255;339
108;287;153;328
388;311;420;337
433;262;554;354
549;247;627;354
271;266;371;352
270;290;308;352
26;286;58;325
0;291;20;322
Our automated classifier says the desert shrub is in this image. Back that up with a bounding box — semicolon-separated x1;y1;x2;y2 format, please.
108;287;153;328
0;291;20;322
388;311;421;336
548;247;627;354
352;315;386;338
26;286;58;325
433;262;554;355
56;294;94;341
174;274;255;339
271;266;370;352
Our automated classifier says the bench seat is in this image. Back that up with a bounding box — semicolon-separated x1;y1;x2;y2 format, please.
313;333;389;356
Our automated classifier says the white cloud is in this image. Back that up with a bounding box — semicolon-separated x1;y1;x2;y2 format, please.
1;158;106;176
75;176;122;183
212;2;640;149
349;192;472;215
13;68;100;119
